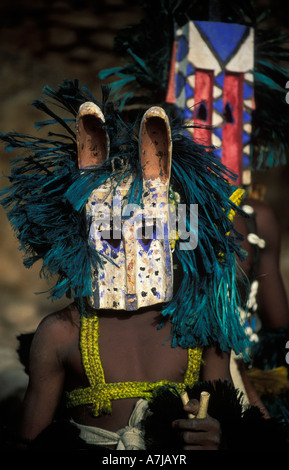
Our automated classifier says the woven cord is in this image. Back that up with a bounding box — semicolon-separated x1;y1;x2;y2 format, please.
66;315;203;416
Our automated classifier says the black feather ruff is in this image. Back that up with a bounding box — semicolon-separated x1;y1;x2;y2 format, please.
142;380;289;450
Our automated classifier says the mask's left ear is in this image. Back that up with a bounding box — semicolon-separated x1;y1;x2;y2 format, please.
139;107;172;187
77;102;109;169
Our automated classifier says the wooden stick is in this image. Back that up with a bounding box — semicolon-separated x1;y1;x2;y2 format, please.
196;391;210;419
180;391;196;419
180;390;210;419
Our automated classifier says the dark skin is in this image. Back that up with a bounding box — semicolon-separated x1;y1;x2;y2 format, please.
234;197;289;329
20;197;288;449
19;303;226;450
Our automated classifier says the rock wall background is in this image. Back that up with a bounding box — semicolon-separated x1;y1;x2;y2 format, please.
0;0;288;432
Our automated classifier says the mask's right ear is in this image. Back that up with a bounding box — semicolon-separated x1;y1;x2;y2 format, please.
139;107;172;186
77;102;109;169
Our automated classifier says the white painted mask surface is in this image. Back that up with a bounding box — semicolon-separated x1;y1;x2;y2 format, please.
78;104;173;310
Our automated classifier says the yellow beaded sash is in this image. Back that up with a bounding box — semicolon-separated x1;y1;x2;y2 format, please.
66;314;203;416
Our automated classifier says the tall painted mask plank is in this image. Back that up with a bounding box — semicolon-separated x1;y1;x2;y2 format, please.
166;21;254;185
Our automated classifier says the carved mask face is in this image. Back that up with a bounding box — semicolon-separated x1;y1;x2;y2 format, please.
77;104;173;310
166;20;254;185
